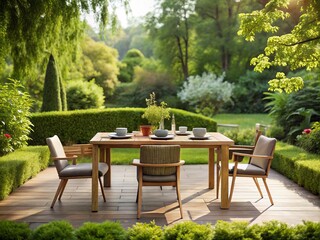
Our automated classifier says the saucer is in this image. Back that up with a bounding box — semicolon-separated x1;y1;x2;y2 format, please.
175;131;190;136
108;133;132;139
150;134;175;140
189;135;210;140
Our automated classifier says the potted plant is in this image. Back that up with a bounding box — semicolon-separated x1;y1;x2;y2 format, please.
141;92;170;136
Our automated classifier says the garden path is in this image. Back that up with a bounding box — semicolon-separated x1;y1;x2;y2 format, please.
0;165;319;229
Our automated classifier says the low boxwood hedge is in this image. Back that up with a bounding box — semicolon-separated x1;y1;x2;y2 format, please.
272;141;320;195
0;220;319;240
29;108;217;145
0;146;50;200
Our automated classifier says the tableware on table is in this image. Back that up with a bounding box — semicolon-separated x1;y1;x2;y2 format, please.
154;129;168;137
132;131;141;136
115;127;127;136
108;133;132;139
140;125;152;136
192;128;207;138
150;134;174;140
179;126;187;133
189;135;210;140
175;131;190;136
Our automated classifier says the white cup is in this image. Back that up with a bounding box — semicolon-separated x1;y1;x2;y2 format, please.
115;128;127;136
179;126;187;133
192;128;207;138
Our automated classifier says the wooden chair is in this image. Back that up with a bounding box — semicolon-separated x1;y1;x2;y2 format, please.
46;135;108;208
132;145;184;219
216;130;262;198
228;135;277;206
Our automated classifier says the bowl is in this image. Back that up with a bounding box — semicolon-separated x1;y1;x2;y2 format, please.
192;128;207;138
154;129;169;137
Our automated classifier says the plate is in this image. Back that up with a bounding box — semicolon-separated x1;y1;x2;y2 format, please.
175;131;190;136
150;134;175;140
189;135;211;140
108;133;132;139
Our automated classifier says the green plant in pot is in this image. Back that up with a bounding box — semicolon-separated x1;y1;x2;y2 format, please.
142;92;170;136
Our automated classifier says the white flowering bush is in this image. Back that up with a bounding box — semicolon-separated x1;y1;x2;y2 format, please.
178;73;234;116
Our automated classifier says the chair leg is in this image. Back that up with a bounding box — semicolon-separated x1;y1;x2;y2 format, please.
58;179;68;200
51;179;68;208
135;187;139;203
137;169;143;219
228;174;237;206
253;177;263;198
262;178;274;205
176;168;183;218
99;177;106;202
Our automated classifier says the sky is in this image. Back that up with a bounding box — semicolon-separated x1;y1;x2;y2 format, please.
84;0;156;29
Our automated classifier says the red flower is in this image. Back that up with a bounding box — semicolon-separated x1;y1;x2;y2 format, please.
303;128;311;134
4;133;11;139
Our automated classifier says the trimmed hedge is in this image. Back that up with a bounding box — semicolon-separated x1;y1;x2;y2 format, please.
29;108;217;145
0;220;320;240
272;141;320;195
0;146;50;200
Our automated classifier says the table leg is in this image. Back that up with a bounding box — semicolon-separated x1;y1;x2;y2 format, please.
208;148;215;189
104;147;111;187
92;144;99;212
220;145;229;209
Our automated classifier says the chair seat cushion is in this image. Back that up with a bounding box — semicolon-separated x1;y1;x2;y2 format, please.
229;163;266;175
59;163;108;178
142;174;176;182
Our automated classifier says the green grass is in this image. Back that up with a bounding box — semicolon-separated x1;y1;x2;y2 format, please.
213;113;271;129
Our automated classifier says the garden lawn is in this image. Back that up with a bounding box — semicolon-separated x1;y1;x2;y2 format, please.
213;113;271;129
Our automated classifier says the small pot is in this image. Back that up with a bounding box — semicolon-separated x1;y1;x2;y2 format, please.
140;125;152;136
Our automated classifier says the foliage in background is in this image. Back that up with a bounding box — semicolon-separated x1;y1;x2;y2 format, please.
41;54;67;112
264;73;320;142
118;48;145;83
225;70;270;113
194;0;264;78
0;0;128;81
0;80;32;156
238;0;320;93
109;59;178;108
75;221;126;240
66;80;105;110
296;122;320;154
0;146;50;200
222;128;256;145
178;73;234;116
79;36;120;98
145;0;196;81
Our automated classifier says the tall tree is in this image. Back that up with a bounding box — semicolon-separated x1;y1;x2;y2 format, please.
146;0;196;81
41;54;62;112
238;0;320;93
194;0;264;78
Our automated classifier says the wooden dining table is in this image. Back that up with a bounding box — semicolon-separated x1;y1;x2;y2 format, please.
90;132;234;212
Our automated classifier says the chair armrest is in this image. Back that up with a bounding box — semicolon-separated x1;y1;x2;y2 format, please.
230;145;254;150
52;155;78;165
232;152;272;161
132;159;185;167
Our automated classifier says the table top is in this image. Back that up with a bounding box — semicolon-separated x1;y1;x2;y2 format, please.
90;132;234;147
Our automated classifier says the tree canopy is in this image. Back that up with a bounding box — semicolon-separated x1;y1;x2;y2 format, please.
238;0;320;93
0;0;127;82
